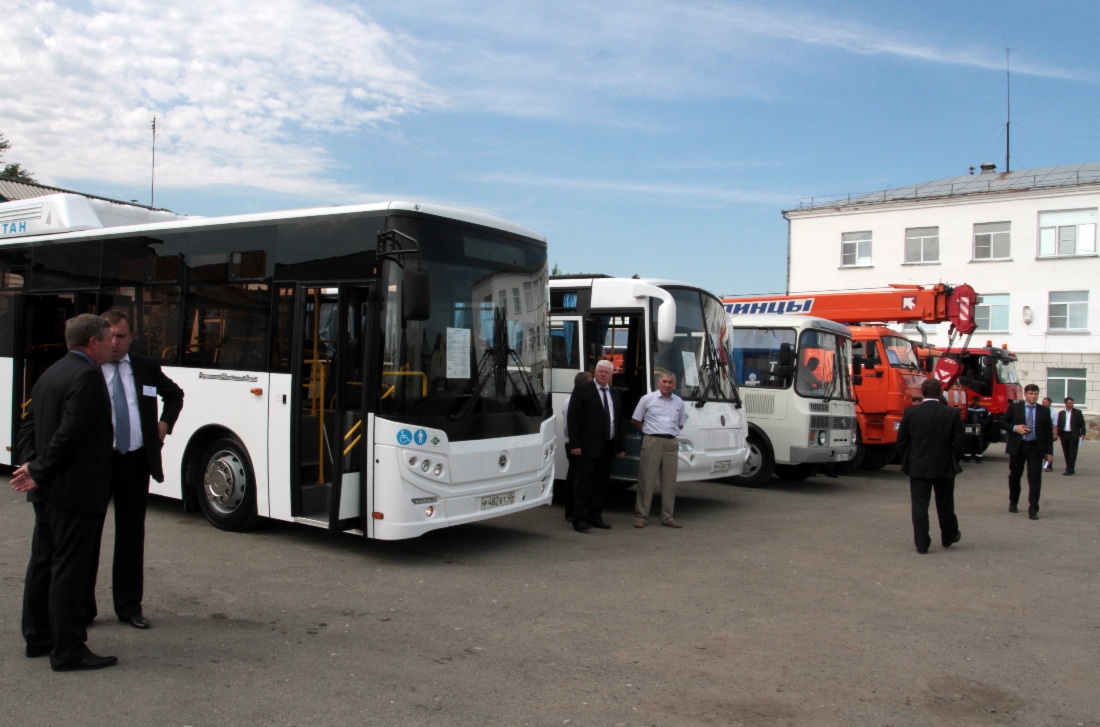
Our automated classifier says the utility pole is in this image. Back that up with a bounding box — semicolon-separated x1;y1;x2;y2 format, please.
151;116;157;208
1005;49;1011;173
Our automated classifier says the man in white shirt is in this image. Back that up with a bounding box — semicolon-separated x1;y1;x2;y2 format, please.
631;371;687;528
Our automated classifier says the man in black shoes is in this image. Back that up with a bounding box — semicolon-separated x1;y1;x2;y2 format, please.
1001;384;1053;520
897;378;964;554
1056;397;1086;475
566;359;624;532
12;314;118;671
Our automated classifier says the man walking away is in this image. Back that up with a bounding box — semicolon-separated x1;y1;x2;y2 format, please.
896;378;964;554
85;310;184;630
963;395;988;464
1057;397;1086;475
1042;397;1057;471
1000;384;1053;520
632;371;687;529
12;314;118;671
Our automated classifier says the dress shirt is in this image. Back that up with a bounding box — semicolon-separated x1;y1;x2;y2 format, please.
1063;409;1073;432
103;355;144;452
562;396;571;442
597;384;616;440
632;390;687;437
1023;404;1037;442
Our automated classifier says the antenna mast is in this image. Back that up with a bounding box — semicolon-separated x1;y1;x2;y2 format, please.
151;116;157;208
1005;49;1011;173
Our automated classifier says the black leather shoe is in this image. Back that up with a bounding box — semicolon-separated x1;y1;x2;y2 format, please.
1062;471;1073;476
916;547;928;554
943;531;961;548
121;614;150;630
51;652;118;672
1029;512;1039;520
573;520;592;533
588;519;612;529
25;644;51;658
1009;505;1018;513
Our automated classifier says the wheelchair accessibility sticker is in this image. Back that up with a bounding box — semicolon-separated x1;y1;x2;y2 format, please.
397;429;429;446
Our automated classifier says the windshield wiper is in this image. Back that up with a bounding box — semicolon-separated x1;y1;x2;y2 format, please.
449;307;541;422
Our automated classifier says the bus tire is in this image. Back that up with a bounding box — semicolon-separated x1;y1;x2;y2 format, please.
732;432;775;487
197;437;260;532
775;463;817;481
860;445;891;471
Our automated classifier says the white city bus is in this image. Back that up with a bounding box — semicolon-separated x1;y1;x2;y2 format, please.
549;276;749;488
0;193;555;539
726;313;857;485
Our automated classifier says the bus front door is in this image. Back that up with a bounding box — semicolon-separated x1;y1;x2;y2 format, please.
294;284;374;532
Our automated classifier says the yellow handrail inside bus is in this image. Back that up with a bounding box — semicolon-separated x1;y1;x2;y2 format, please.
381;370;428;396
344;420;362;441
21;399;31;419
343;434;362;456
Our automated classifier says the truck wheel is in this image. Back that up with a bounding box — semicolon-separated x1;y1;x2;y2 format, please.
860;445;891;471
732;433;776;487
198;437;260;531
775;463;817;481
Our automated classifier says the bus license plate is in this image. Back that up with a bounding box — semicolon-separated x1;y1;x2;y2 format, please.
713;460;733;472
836;453;849;462
481;492;515;510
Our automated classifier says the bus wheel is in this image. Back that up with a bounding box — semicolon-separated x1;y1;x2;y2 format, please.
732;433;775;487
860;446;891;471
198;437;259;531
775;463;817;481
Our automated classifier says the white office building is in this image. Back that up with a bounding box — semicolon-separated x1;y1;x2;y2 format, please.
784;162;1100;412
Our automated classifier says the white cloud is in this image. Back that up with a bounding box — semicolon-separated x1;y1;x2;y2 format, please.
0;0;443;196
476;172;795;207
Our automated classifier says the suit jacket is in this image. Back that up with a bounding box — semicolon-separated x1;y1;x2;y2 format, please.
897;400;964;479
18;350;114;513
1056;408;1086;440
565;380;626;458
1000;401;1054;457
125;353;184;482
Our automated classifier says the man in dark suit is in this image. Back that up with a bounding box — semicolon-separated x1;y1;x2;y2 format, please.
1056;397;1086;475
560;370;593;522
566;359;625;533
897;378;964;554
12;314;118;671
1000;383;1053;520
86;309;184;629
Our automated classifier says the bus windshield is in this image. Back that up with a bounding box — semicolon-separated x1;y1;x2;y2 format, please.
731;327;797;389
379;216;549;433
881;335;920;370
651;287;739;403
794;329;854;401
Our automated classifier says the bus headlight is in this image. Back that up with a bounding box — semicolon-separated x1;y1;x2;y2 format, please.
818;430;827;446
420;459;431;472
408;456;418;467
433;463;444;477
678;440;694;453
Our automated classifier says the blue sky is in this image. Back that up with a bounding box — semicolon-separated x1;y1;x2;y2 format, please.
2;1;1098;296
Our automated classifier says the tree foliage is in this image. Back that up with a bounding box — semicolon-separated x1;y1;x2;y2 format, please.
0;133;37;183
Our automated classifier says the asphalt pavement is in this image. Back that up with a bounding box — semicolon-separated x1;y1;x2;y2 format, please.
2;444;1098;726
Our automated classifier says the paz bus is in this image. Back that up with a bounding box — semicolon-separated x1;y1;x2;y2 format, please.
0;193;555;539
726;313;857;485
548;276;749;488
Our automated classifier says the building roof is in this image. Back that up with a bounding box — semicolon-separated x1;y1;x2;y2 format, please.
0;177;170;212
788;162;1100;213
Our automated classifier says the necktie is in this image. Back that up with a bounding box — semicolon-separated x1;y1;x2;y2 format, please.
1026;405;1034;432
111;361;131;454
600;386;611;440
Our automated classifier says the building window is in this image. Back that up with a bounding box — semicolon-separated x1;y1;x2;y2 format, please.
498;289;508;314
975;294;1009;331
1038;209;1096;257
1047;367;1086;405
841;231;872;267
523;281;535;311
1048;291;1088;331
973;222;1010;260
904;227;939;263
902;322;938;337
512;287;523;313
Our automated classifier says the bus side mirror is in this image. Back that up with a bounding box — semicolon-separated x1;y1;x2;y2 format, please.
656;299;676;344
981;356;994;366
403;267;431;322
778;342;793;367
